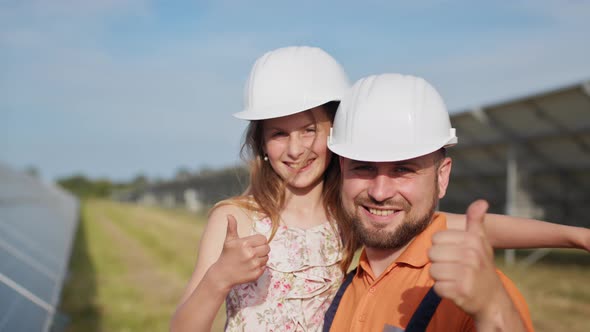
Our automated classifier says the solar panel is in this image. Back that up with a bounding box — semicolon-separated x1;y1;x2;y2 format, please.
0;282;48;332
441;80;590;227
0;163;79;332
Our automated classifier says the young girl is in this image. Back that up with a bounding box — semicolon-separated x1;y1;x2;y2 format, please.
170;46;589;332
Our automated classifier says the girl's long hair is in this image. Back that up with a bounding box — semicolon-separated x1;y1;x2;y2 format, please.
211;101;356;272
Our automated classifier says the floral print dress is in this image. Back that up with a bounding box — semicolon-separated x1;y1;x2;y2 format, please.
225;217;343;331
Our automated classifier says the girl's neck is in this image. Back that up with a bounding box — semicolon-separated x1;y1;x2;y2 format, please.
281;180;327;228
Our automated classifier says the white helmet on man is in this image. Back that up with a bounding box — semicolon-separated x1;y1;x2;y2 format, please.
327;73;457;162
233;46;350;120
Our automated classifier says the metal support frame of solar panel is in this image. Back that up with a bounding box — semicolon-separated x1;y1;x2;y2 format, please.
0;163;79;332
439;80;590;266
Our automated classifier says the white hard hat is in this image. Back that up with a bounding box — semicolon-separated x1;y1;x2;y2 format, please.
327;73;457;162
233;46;350;120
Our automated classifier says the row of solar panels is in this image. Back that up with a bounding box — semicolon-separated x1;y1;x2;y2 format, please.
0;163;79;331
442;81;590;227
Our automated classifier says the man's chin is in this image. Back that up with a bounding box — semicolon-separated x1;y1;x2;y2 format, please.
353;213;432;250
359;231;412;250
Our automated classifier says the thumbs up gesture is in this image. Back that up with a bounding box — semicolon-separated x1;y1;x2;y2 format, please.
428;200;506;319
215;214;270;289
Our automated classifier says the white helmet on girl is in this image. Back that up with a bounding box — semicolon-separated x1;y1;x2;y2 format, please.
328;73;457;162
233;46;350;120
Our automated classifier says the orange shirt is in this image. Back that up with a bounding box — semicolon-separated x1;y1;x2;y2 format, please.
329;213;534;332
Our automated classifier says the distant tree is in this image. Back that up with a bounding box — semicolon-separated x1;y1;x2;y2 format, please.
57;174;114;198
94;179;113;197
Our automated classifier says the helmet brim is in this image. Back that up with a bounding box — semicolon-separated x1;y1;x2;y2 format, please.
328;136;457;162
233;98;341;120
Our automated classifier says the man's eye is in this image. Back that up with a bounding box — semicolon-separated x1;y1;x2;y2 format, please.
394;166;413;173
272;132;287;137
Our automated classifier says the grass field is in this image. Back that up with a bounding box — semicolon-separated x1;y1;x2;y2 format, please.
496;250;590;331
59;199;590;331
58;199;226;332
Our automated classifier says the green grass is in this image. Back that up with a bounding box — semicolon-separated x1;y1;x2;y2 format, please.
59;200;590;331
496;250;590;332
58;199;226;332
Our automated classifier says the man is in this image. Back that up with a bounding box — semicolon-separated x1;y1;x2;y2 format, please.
324;74;533;331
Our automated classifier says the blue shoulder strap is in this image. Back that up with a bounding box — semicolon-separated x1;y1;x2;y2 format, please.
323;268;441;332
405;287;442;332
323;268;357;332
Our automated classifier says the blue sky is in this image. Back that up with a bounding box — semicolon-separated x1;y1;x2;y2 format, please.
1;0;589;182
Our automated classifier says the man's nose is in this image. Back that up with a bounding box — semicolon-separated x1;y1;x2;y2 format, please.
367;174;396;203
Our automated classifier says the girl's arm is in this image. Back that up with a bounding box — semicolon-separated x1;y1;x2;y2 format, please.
170;205;269;332
445;212;590;251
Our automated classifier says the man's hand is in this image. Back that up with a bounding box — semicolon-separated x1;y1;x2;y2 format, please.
428;200;524;329
213;215;270;291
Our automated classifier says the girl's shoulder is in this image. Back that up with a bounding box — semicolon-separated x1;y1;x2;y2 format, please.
208;196;261;237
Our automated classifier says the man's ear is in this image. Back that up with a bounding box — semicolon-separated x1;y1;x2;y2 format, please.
437;157;452;199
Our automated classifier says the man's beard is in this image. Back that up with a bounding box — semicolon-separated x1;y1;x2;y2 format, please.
349;193;438;250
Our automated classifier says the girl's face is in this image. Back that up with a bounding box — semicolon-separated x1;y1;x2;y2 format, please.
262;106;333;191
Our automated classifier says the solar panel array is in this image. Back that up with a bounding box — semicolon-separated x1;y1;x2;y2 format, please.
0;163;79;332
441;81;590;227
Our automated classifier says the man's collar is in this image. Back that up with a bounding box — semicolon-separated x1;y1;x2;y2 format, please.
396;212;446;267
357;212;447;279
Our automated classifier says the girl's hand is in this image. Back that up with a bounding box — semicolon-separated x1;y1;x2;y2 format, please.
212;214;270;290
